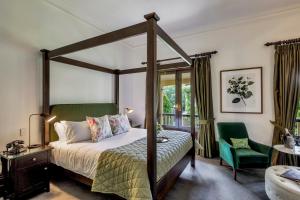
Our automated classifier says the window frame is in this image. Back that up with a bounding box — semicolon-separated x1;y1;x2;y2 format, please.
159;68;192;132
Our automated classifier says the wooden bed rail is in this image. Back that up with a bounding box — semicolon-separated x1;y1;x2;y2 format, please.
51;56;116;74
48;22;147;58
156;25;192;65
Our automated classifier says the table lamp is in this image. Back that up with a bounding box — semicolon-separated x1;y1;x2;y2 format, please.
28;113;56;149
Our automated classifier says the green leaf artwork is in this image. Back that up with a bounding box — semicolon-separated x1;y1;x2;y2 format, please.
227;76;254;106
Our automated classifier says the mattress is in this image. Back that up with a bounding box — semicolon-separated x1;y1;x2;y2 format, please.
49;128;147;179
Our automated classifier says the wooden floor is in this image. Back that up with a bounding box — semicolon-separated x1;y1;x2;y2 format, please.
32;157;268;200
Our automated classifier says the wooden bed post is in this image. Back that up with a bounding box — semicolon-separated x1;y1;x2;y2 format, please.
190;63;196;167
40;49;50;145
145;12;159;200
114;70;120;111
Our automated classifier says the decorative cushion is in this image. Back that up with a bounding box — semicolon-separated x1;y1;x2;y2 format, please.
108;114;131;135
230;138;251;149
235;148;269;165
54;122;67;141
64;121;91;144
86;115;113;142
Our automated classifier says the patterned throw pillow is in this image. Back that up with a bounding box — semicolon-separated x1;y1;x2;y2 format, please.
230;138;251;149
86;115;113;142
108;114;131;135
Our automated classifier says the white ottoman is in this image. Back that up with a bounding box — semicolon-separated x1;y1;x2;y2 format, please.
265;165;300;200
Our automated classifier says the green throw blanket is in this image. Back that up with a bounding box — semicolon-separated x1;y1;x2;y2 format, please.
91;130;193;200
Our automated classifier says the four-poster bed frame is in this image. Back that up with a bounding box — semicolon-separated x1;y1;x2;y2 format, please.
41;12;195;200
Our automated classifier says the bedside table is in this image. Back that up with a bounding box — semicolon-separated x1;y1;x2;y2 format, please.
0;146;52;199
132;124;142;128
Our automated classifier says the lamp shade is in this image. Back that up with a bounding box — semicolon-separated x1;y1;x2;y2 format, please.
124;107;134;114
46;115;56;123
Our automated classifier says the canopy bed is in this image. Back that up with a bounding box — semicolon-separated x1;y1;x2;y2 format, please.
41;12;196;200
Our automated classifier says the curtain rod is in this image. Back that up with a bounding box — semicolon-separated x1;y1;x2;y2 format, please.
265;37;300;46
141;50;217;65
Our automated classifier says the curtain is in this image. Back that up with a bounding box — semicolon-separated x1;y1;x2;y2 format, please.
144;71;160;129
193;57;217;158
272;43;300;165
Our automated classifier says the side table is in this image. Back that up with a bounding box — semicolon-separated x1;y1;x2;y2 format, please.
273;145;300;166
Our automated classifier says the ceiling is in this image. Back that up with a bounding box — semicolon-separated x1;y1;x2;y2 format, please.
47;0;300;47
1;0;300;69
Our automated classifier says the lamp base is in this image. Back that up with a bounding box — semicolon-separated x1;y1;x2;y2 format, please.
28;144;42;149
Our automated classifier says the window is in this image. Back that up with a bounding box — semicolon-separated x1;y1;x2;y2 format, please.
295;102;300;135
159;70;198;131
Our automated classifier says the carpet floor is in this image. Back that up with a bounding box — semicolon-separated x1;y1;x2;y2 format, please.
31;158;269;200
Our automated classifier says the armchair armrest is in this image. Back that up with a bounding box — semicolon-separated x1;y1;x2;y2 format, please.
219;139;235;168
249;139;273;161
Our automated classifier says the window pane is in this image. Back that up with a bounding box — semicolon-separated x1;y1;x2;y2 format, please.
180;72;200;128
295;102;300;136
160;73;176;126
181;72;191;127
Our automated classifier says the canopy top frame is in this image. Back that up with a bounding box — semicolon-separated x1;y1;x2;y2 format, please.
41;12;194;200
44;12;191;72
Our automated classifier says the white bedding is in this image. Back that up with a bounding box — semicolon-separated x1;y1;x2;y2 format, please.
49;128;146;179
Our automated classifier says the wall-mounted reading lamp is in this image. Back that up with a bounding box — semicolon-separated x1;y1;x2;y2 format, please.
124;107;134;114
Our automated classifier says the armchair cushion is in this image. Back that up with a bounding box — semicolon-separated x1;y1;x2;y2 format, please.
248;139;273;160
235;148;269;166
230;138;251;149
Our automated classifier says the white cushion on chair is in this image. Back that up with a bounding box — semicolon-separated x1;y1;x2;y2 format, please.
265;165;300;200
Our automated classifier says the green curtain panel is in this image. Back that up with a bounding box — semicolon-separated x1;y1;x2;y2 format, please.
272;43;300;165
193;57;217;158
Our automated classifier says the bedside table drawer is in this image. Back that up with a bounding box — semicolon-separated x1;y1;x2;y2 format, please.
16;151;48;168
16;163;49;193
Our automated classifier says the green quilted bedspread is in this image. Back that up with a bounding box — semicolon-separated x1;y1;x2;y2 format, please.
91;130;193;200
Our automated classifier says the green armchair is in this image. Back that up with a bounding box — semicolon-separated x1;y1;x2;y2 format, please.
217;122;272;180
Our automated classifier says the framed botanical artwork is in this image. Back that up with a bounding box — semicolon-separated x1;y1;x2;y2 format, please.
220;67;263;114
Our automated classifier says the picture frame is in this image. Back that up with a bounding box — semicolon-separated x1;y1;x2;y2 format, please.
220;67;263;114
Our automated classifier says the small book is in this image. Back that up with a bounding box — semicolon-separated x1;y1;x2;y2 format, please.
280;169;300;183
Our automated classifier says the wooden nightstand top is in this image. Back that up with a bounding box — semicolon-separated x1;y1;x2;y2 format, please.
132;124;142;128
0;146;52;160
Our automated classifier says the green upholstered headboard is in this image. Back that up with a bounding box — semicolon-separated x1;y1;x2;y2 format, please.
49;103;118;142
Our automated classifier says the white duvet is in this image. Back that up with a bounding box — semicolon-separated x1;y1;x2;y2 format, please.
49;128;146;179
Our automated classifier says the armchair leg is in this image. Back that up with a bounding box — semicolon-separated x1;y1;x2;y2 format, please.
220;158;223;166
233;169;237;181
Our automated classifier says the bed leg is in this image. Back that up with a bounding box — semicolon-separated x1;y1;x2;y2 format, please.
191;153;195;168
191;159;195;168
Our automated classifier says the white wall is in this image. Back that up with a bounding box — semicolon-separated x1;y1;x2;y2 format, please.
0;33;115;150
50;62;114;105
119;72;146;126
0;0;129;150
120;9;300;145
0;32;42;150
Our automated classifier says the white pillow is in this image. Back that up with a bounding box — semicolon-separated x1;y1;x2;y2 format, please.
54;122;67;141
63;121;91;144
